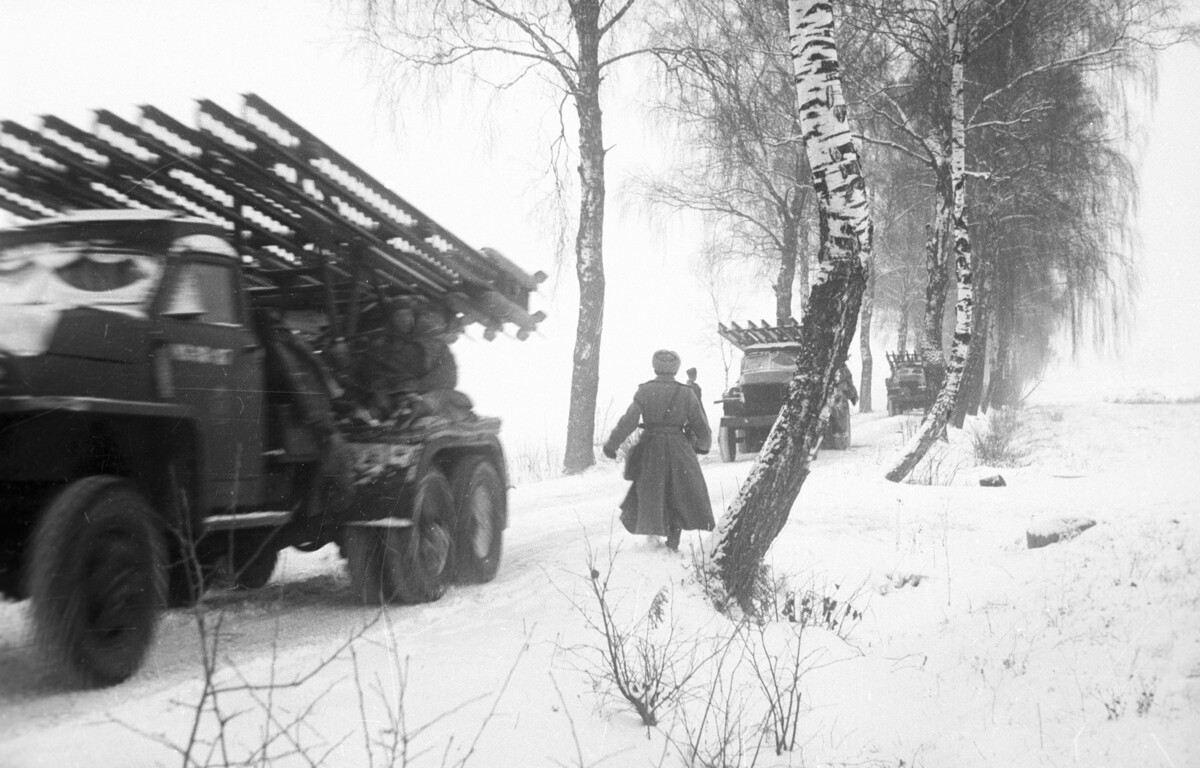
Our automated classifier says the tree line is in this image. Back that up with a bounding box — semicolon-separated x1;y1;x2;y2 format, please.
346;0;1193;608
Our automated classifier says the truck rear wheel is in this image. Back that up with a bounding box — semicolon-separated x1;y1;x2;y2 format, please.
343;526;388;605
450;456;505;584
166;547;208;608
388;469;454;603
27;476;165;686
718;427;737;463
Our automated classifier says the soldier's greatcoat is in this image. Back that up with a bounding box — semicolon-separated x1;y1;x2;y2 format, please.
604;375;715;537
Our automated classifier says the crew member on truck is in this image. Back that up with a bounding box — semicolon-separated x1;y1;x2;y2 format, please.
359;301;467;423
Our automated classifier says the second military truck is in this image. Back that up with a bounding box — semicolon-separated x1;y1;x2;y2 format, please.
715;319;853;460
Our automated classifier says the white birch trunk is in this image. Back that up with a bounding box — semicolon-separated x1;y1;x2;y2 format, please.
562;4;607;474
886;2;975;483
709;0;871;611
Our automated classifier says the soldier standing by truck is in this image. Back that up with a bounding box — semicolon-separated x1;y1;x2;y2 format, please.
824;362;859;450
685;367;703;406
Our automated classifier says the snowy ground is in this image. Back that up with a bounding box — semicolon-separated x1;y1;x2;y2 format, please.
0;394;1197;768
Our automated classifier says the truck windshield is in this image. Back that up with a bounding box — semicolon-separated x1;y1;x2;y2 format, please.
742;350;796;372
0;241;163;316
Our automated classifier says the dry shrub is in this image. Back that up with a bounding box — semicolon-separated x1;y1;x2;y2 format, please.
969;407;1031;467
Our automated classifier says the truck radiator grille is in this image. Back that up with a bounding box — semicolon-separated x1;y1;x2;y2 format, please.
740;383;788;417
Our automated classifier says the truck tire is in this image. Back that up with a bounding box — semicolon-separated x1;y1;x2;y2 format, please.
166;547;208;608
26;476;166;686
231;539;279;590
718;427;737;463
745;427;768;453
450;456;505;584
343;526;388;605
387;469;454;603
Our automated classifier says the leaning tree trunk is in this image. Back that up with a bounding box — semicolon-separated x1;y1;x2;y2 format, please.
886;5;974;482
859;248;876;412
562;9;607;475
953;258;987;426
709;0;871;613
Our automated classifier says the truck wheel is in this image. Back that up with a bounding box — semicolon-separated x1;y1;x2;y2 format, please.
387;469;454;603
343;526;388;605
26;476;165;686
718;427;737;463
450;457;505;584
231;540;279;590
166;547;207;608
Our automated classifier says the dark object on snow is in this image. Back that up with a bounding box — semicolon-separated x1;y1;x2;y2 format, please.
1026;517;1097;549
980;474;1007;487
604;365;714;541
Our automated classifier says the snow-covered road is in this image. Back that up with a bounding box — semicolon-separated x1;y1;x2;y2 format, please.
1;401;1197;768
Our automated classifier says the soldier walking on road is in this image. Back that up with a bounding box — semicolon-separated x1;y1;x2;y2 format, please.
603;350;715;551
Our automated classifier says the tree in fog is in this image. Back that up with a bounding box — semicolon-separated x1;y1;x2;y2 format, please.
709;0;871;612
840;0;1192;480
641;0;814;324
949;0;1190;414
348;0;650;474
855;155;929;410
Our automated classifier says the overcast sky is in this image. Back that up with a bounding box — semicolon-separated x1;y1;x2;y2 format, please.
2;1;1196;442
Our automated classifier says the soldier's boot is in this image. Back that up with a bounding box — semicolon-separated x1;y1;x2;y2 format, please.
665;526;681;551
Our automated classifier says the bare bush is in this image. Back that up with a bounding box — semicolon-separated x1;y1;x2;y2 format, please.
508;439;564;485
906;444;963;486
570;542;730;727
969;407;1031;467
745;622;818;756
672;631;765;768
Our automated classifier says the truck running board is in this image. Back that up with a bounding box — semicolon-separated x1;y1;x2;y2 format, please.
0;94;544;339
343;518;415;529
203;510;294;531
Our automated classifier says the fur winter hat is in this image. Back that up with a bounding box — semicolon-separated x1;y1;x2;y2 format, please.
652;349;681;375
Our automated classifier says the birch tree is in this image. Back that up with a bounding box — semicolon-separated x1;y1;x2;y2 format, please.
708;0;871;612
348;0;649;474
885;1;973;481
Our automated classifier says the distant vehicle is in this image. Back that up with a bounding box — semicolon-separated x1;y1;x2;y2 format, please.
715;320;851;461
885;351;934;416
0;95;544;685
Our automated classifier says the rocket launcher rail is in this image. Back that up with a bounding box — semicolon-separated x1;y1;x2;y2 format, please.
717;318;804;351
0;94;546;340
